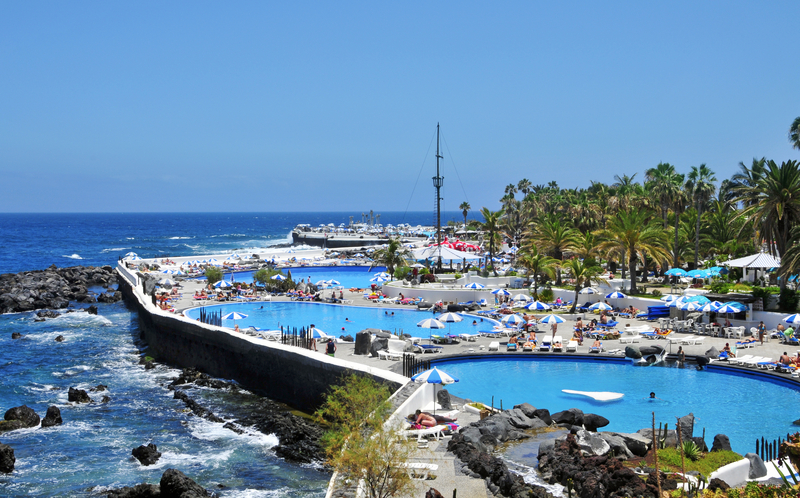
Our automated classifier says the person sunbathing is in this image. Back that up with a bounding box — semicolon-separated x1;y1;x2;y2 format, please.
553;340;563;349
409;410;457;427
591;339;602;349
779;351;793;365
573;329;583;345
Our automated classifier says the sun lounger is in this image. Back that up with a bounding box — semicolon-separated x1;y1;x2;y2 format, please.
378;349;403;360
589;342;603;353
458;333;479;342
678;335;698;345
552;336;564;352
402;424;446;442
522;342;534;352
566;340;578;352
728;354;754;365
539;339;551;352
739;356;771;367
399;462;439;480
619;334;641;344
488;341;500;351
414;344;443;354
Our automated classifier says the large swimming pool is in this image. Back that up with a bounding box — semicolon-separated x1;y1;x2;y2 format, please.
432;356;799;455
184;301;494;338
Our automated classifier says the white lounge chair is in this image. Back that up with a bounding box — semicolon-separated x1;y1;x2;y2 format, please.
619;335;641;344
459;333;479;342
399;462;439;480
539;339;551;352
729;354;754;365
679;335;698;345
552;336;564;352
402;424;446;442
488;341;500;351
566;340;578;352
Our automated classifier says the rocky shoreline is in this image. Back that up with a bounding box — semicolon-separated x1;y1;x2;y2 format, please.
447;401;763;498
0;265;121;314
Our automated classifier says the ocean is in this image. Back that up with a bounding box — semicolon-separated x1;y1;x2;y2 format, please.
0;211;460;497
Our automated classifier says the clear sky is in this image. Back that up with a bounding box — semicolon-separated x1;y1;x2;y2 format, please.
1;1;799;213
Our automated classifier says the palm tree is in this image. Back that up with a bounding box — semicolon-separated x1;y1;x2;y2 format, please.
479;208;504;276
779;225;800;282
595;209;670;295
517;178;532;196
562;259;608;313
459;201;471;229
645;162;684;273
527;213;579;285
686;164;717;268
738;160;800;264
504;183;517;198
790;117;800;150
517;245;559;300
371;237;410;279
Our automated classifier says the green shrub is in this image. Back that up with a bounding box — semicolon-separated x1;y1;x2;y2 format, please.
779;288;799;312
539;288;555;303
394;266;411;280
651;289;663;297
454;273;463;279
708;281;731;294
418;268;430;275
682;440;701;461
732;283;752;292
656;447;742;476
752;286;772;311
506;270;518;276
205;267;223;285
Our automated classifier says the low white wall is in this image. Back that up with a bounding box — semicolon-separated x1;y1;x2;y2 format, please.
709;458;750;487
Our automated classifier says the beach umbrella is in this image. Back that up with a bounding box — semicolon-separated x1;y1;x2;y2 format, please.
579;287;598;295
417;318;446;344
511;294;532;302
605;291;627;299
222;311;248;329
207;258;220;265
374;272;390;278
589;302;613;311
271;274;287;281
715;304;741;315
524;301;551;311
158;278;175;286
678;301;702;312
411;367;459;415
665;268;687;277
315;280;328;287
327;280;341;286
437;312;463;335
126;255;142;261
784;314;800;324
687;269;709;279
214;280;232;288
491;288;511;296
124;252;138;259
370;276;389;283
437;312;463;323
660;295;679;303
501;314;526;327
310;327;329;339
464;282;485;289
697;302;720;313
538;314;566;325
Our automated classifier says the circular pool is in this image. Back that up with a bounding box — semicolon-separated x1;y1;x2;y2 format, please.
431;356;800;454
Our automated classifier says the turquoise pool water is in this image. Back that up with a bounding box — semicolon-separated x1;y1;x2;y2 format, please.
221;266;388;289
184;301;495;338
432;356;800;455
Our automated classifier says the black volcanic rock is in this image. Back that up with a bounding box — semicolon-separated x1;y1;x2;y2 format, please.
68;387;92;403
0;266;118;314
106;468;210;498
4;405;40;429
41;406;63;427
132;443;161;466
0;443;14;473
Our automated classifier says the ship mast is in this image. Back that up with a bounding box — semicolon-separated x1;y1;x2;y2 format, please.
433;123;444;271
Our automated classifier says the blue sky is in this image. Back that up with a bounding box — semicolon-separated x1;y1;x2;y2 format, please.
1;1;798;213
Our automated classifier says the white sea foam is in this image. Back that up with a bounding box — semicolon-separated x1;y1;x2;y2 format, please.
51;312;113;327
189;418;279;449
169;236;194;240
101;247;128;253
62;254;83;260
221;488;300;498
147;448;235;471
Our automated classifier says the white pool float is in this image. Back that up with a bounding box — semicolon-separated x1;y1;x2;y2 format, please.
562;389;624;401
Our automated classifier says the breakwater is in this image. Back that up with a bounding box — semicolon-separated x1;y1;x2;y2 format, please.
116;265;406;413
